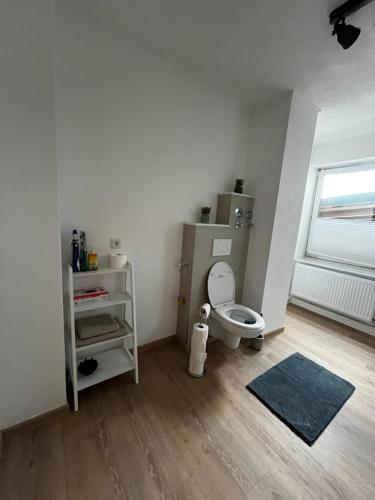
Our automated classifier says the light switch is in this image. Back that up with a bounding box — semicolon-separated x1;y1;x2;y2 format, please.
110;238;121;249
212;238;232;256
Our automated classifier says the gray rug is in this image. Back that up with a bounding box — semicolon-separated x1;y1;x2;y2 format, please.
246;352;355;445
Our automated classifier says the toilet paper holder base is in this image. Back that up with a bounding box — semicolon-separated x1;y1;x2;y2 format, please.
187;367;207;378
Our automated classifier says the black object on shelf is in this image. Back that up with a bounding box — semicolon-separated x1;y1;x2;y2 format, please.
234;178;244;193
72;229;80;272
78;358;98;376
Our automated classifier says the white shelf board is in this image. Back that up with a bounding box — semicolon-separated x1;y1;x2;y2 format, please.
77;346;134;391
72;266;129;278
183;222;230;227
219;192;256;198
74;293;131;313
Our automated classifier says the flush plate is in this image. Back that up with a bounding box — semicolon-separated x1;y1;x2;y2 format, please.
212;238;232;256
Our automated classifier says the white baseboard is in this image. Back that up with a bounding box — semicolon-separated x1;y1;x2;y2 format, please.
290;298;375;337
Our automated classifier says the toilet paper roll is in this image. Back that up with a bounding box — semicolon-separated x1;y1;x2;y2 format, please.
189;323;209;377
199;303;211;322
109;254;128;269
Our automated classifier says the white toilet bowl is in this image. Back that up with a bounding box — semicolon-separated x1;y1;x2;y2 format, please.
207;261;265;348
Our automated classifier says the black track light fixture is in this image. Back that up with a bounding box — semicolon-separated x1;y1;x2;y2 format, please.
332;18;361;49
329;0;374;49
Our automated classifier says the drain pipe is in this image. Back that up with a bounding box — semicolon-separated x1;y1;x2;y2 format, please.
188;303;211;378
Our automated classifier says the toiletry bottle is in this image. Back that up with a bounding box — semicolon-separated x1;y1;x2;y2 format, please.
79;231;88;272
88;248;98;271
72;229;80;272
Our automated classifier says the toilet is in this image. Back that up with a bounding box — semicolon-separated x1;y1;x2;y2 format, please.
207;261;265;349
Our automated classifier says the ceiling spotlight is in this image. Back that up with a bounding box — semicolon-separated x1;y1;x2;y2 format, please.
332;18;361;49
329;0;374;49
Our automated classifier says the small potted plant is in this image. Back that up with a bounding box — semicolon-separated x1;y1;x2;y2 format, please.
234;178;244;194
201;206;211;224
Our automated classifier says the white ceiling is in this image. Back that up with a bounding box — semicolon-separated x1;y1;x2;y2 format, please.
62;0;375;144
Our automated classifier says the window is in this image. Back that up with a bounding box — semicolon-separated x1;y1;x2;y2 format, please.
306;165;375;269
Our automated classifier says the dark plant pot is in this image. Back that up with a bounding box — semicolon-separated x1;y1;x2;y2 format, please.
234;178;244;194
251;334;264;351
200;213;210;224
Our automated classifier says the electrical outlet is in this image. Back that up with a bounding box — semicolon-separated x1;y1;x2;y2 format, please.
110;238;121;249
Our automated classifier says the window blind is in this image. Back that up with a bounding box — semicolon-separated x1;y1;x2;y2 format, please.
307;218;375;268
306;165;375;269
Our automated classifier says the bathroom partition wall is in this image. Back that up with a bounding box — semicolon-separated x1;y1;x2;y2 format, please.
177;193;254;347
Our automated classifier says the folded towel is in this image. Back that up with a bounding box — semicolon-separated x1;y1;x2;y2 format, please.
75;314;119;339
75;318;129;347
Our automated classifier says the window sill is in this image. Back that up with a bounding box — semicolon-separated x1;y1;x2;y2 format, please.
295;257;375;281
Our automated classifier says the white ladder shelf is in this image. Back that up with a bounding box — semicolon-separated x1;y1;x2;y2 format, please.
67;263;139;411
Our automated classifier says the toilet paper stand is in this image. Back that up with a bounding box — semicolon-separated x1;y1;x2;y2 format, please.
187;304;211;378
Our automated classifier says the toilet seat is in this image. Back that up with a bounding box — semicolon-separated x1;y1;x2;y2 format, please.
207;261;235;308
215;303;264;333
207;261;265;343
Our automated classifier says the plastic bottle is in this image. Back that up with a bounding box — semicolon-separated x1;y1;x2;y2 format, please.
88;249;98;271
79;231;88;272
72;229;80;272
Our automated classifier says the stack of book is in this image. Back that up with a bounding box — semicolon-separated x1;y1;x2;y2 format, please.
73;287;109;307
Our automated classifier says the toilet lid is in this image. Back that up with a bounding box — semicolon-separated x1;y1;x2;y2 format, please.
207;261;235;308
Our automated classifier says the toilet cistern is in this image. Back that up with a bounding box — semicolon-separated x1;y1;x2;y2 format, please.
207;261;265;349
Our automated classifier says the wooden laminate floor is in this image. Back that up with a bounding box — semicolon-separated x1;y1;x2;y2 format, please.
1;305;375;500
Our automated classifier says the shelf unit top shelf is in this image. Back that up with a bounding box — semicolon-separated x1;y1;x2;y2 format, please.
71;266;129;278
74;292;131;313
77;346;134;391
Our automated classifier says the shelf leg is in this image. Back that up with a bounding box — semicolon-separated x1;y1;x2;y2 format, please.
133;360;139;384
129;262;139;384
73;389;79;412
68;266;79;412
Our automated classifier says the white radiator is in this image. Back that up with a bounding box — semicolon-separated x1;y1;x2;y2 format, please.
291;263;375;323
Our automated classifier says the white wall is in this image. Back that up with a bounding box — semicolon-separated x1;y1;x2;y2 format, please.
242;93;293;311
312;132;375;166
0;0;66;429
294;166;318;260
242;92;318;334
261;94;318;333
55;6;243;345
